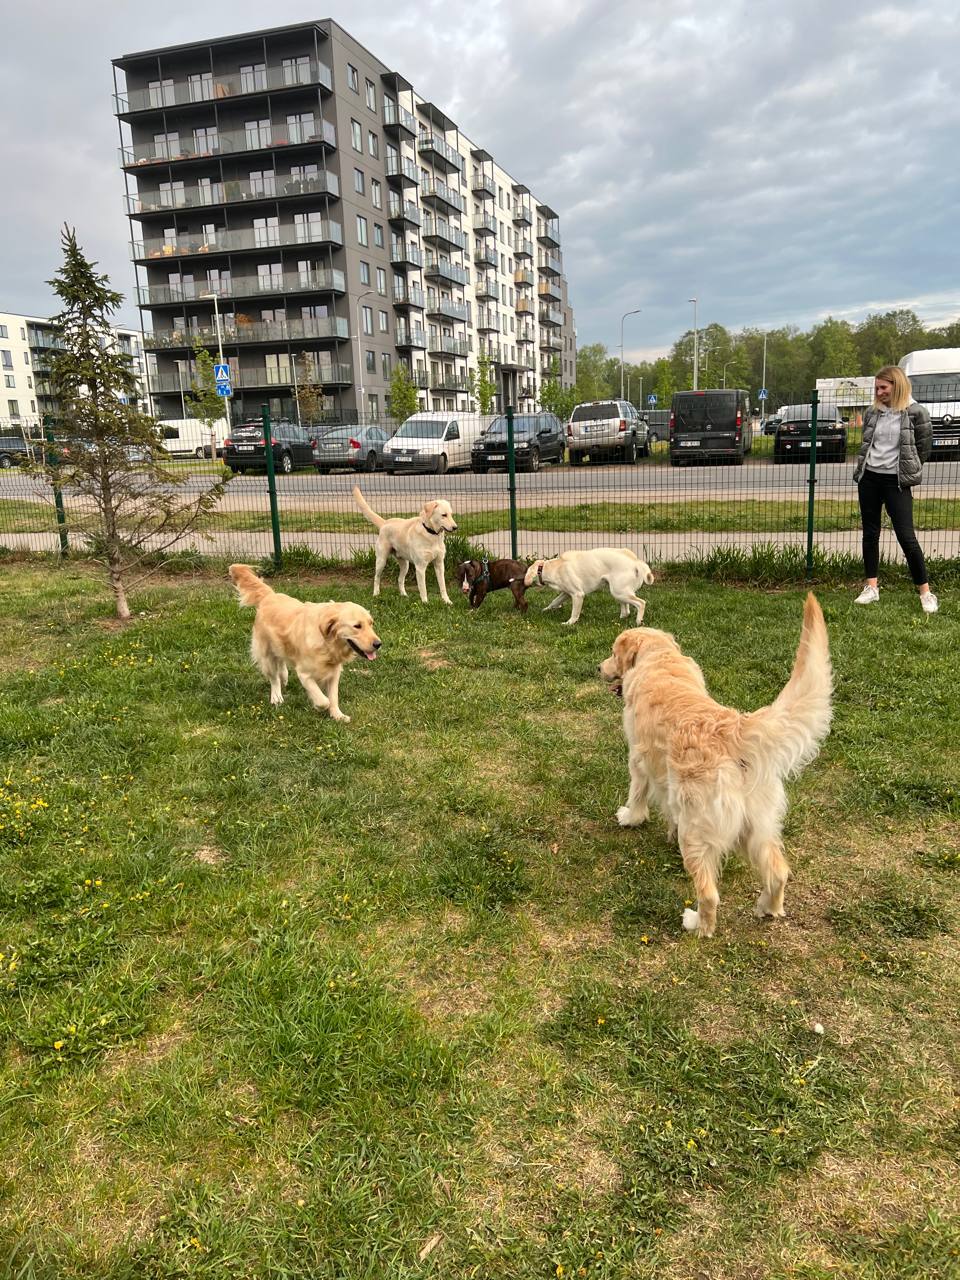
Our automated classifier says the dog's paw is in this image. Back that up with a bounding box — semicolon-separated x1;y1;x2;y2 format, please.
754;896;786;920
561;619;577;627
682;908;714;938
270;692;285;706
330;711;351;724
616;805;646;827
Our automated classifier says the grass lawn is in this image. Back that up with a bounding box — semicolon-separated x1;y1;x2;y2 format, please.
0;562;957;1278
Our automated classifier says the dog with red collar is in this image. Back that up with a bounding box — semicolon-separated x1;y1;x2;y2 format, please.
456;557;530;612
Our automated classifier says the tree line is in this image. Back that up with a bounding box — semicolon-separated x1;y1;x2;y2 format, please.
540;309;960;418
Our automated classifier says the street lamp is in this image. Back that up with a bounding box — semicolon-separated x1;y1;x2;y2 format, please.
688;297;699;391
355;289;375;421
175;359;187;418
722;360;732;389
619;308;641;400
200;290;231;436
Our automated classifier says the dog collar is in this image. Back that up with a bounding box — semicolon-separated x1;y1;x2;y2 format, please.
477;557;490;583
537;563;545;585
421;523;441;536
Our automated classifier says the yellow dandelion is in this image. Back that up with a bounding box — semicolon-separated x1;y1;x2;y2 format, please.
53;1040;65;1050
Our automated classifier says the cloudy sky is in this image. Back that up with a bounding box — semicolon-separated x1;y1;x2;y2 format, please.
1;0;957;359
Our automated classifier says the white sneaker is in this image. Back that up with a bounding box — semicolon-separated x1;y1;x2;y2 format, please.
920;591;939;614
854;585;879;605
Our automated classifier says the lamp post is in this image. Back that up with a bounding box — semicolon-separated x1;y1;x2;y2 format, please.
175;360;187;419
722;360;732;389
355;289;375;421
619;308;641;400
200;290;230;435
761;331;767;399
688;297;699;390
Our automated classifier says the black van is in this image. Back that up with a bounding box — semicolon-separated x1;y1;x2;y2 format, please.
643;409;671;443
669;389;753;465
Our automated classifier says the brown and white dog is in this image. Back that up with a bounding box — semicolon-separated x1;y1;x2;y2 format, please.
353;485;457;603
456;558;530;612
228;564;380;723
599;593;832;938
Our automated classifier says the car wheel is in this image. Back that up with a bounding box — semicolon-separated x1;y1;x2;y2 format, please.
385;469;395;477
670;456;681;467
436;453;448;475
471;464;487;474
0;455;11;470
773;452;785;464
648;431;659;445
364;452;377;472
194;447;204;459
528;448;541;473
569;451;583;467
623;439;637;465
279;452;293;475
315;465;329;474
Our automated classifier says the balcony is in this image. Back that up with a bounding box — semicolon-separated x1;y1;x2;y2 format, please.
539;333;563;352
479;343;502;363
114;61;333;116
136;268;346;307
422;216;467;252
539;280;563;303
473;213;497;237
395;325;427;349
426;297;468;323
387;196;421;229
513;202;532;226
144;316;350;350
150;362;352;392
385;155;419;186
538;252;562;278
515;298;534;315
393;285;426;309
417;131;464;174
120;119;336;169
519;351;536;370
514;268;534;288
427;335;469;357
390;241;423;270
420;179;464;216
515;238;534;259
519;381;536;399
383;101;416;137
474;244;499;270
476;309;499;333
430;368;468;391
423;259;468;287
471;172;496;199
539;306;563;328
126;171;341;218
537;218;561;248
409;367;430;388
475;275;499;302
134;220;343;262
517;325;535;344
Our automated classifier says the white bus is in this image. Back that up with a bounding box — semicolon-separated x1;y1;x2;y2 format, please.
898;348;960;458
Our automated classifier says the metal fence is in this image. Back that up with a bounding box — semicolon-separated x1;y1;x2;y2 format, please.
1;388;959;572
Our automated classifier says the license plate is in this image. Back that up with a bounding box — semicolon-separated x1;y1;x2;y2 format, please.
679;440;700;448
933;438;957;446
395;454;413;462
236;445;254;452
488;453;505;461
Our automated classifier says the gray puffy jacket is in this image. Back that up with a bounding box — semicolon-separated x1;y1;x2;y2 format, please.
853;402;932;487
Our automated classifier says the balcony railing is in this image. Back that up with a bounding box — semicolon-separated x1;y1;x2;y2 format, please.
120;119;336;168
474;245;499;269
115;61;333;115
417;131;464;173
423;259;468;286
480;343;502;362
126;171;341;217
383;101;417;135
395;326;427;348
387;196;421;227
390;241;423;269
516;325;535;343
475;275;499;301
537;219;561;247
145;316;350;350
392;285;426;308
136;268;346;307
420;179;464;215
539;333;563;351
430;369;469;391
150;362;352;392
476;309;499;332
538;252;562;277
385;155;419;185
422;216;467;251
134;220;343;260
515;239;533;259
539;306;563;327
513;203;533;226
515;298;534;315
471;173;496;199
473;214;497;237
514;268;534;288
427;336;469;357
425;298;468;323
538;281;563;303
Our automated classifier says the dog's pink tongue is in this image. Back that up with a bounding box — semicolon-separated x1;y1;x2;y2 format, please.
366;651;378;661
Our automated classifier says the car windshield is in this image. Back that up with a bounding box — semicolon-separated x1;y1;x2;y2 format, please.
909;374;960;402
394;418;448;439
483;416;538;439
571;402;620;423
674;392;737;428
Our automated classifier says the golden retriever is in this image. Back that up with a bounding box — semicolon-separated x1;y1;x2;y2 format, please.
524;548;655;625
599;593;832;938
353;485;458;604
228;564;380;723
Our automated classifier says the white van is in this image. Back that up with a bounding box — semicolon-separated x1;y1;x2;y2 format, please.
381;411;483;474
898;349;960;459
158;417;228;459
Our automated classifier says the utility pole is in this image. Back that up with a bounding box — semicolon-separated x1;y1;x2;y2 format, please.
688;297;699;390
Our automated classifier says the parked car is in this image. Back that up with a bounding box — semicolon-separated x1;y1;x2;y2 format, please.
567;399;648;465
382;412;483;474
0;435;30;469
760;415;781;436
669;389;753;465
312;424;389;473
158;417;228;459
471;412;565;472
773;404;847;463
643;409;671;443
223;419;317;474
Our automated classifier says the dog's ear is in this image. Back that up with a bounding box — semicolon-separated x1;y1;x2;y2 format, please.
642;564;655;586
323;614;341;638
614;629;646;671
423;500;438;519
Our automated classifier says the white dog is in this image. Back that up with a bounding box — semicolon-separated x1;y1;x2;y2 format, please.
353;485;457;603
523;548;655;626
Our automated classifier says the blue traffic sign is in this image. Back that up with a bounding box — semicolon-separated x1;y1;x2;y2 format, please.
647;394;657;406
214;363;230;382
758;387;769;400
216;383;232;397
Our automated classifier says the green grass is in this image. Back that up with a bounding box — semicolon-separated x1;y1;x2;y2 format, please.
0;564;957;1277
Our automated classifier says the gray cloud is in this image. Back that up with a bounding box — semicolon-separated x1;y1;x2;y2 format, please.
1;0;956;358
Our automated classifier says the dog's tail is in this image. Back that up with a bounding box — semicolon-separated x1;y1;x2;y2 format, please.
741;593;832;779
228;563;273;608
352;484;385;530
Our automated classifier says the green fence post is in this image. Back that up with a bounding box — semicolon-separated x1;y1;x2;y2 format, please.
261;403;283;571
805;388;819;580
506;404;518;560
43;416;69;559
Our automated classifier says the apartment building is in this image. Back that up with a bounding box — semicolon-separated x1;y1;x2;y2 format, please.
0;311;148;432
112;19;576;423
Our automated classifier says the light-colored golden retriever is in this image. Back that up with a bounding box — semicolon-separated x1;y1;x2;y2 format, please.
599;593;832;938
524;548;655;625
228;564;380;723
353;484;457;603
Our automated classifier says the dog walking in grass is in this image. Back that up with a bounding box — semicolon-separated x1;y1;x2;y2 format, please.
353;485;457;604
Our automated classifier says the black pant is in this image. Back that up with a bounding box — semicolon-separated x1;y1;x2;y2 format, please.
858;469;928;585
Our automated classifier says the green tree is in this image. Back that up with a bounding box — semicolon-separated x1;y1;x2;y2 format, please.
470;352;497;414
809;317;859;379
388;362;419;422
294;352;327;425
574;343;616;401
185;341;226;456
43;226;227;620
538;356;577;420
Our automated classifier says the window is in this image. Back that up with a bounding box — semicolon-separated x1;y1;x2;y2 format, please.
7;400;19;418
379;310;389;333
295;212;328;243
365;78;377;110
368;394;379;418
3;375;14;389
368;130;379;159
371;179;382;209
153;130;179;160
286;112;315;144
351;119;362;151
187;72;212;101
376;267;387;295
30;400;35;414
373;223;384;248
381;352;392;379
356;215;368;246
249;169;275;197
253;216;279;248
258;263;283;290
0;351;12;370
347;64;359;92
359;261;371;286
362;306;374;335
148;77;174;108
354;167;365;194
365;350;376;374
244;118;270;149
282;55;311;86
240;63;266;93
0;325;6;338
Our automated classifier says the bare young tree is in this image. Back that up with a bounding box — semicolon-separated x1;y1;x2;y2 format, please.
42;225;228;620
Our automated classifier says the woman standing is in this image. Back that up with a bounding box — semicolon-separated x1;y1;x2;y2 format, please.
853;366;938;614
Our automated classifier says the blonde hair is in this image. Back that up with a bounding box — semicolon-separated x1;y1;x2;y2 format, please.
874;366;912;411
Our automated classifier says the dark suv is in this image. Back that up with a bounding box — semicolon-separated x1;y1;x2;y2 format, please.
0;435;31;469
773;404;847;463
223;420;317;474
471;413;565;472
669;389;753;465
